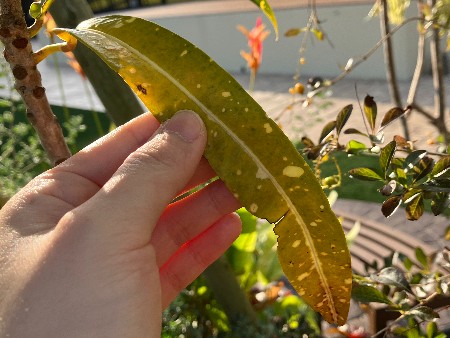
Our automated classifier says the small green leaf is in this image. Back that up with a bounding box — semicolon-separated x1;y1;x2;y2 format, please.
431;192;449;216
343;128;367;137
352;283;392;305
378;107;405;132
412;156;434;183
382;195;402;218
310;28;324;41
403;189;422;203
370;267;411;292
431;156;450;178
318;120;336;143
250;0;279;39
403;150;427;173
335;104;353;136
415;247;428;270
0;99;12;108
29;0;55;20
349;168;383;181
409;306;439;321
346;140;366;154
406;193;424;221
379;140;396;179
29;2;42;19
284;28;303;37
364;95;377;133
402;256;414;271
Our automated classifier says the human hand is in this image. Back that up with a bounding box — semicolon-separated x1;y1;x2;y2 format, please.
0;111;241;337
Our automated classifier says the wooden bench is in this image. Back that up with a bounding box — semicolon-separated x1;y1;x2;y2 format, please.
335;209;449;334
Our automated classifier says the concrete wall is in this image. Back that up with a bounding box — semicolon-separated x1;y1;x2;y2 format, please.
129;3;424;80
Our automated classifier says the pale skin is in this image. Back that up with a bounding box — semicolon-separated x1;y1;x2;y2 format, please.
0;110;242;337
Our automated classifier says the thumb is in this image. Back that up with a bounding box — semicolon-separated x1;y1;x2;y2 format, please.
75;110;207;246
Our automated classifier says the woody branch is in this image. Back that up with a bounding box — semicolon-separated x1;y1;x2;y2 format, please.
0;0;70;166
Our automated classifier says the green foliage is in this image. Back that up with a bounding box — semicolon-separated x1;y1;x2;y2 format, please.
162;209;321;337
301;95;450;220
0;104;87;206
0;106;48;204
352;246;450;336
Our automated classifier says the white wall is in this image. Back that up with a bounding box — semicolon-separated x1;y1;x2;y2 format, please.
132;3;423;80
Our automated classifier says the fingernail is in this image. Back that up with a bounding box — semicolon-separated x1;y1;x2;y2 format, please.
162;110;205;142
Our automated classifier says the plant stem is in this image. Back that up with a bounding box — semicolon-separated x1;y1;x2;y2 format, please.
203;257;257;332
379;0;410;140
0;0;71;166
406;1;425;107
428;0;448;143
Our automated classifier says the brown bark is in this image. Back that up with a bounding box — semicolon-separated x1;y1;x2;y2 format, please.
0;0;71;166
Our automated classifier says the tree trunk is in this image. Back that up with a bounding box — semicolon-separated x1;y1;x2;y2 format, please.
0;0;71;165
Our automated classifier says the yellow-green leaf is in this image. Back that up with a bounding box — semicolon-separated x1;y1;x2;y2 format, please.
250;0;279;39
364;95;377;133
56;15;351;324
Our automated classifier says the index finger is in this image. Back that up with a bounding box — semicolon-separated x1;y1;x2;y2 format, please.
55;113;216;190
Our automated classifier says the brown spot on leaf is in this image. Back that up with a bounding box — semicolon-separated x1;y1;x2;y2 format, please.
32;87;45;99
12;37;28;49
12;65;27;80
137;84;147;95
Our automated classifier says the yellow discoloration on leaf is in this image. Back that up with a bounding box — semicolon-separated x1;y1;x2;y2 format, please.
263;123;273;133
282;165;304;178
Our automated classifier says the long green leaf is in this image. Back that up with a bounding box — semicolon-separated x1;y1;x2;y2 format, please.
250;0;279;39
56;15;351;325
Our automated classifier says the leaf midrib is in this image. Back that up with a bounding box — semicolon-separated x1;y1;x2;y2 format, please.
82;25;338;321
